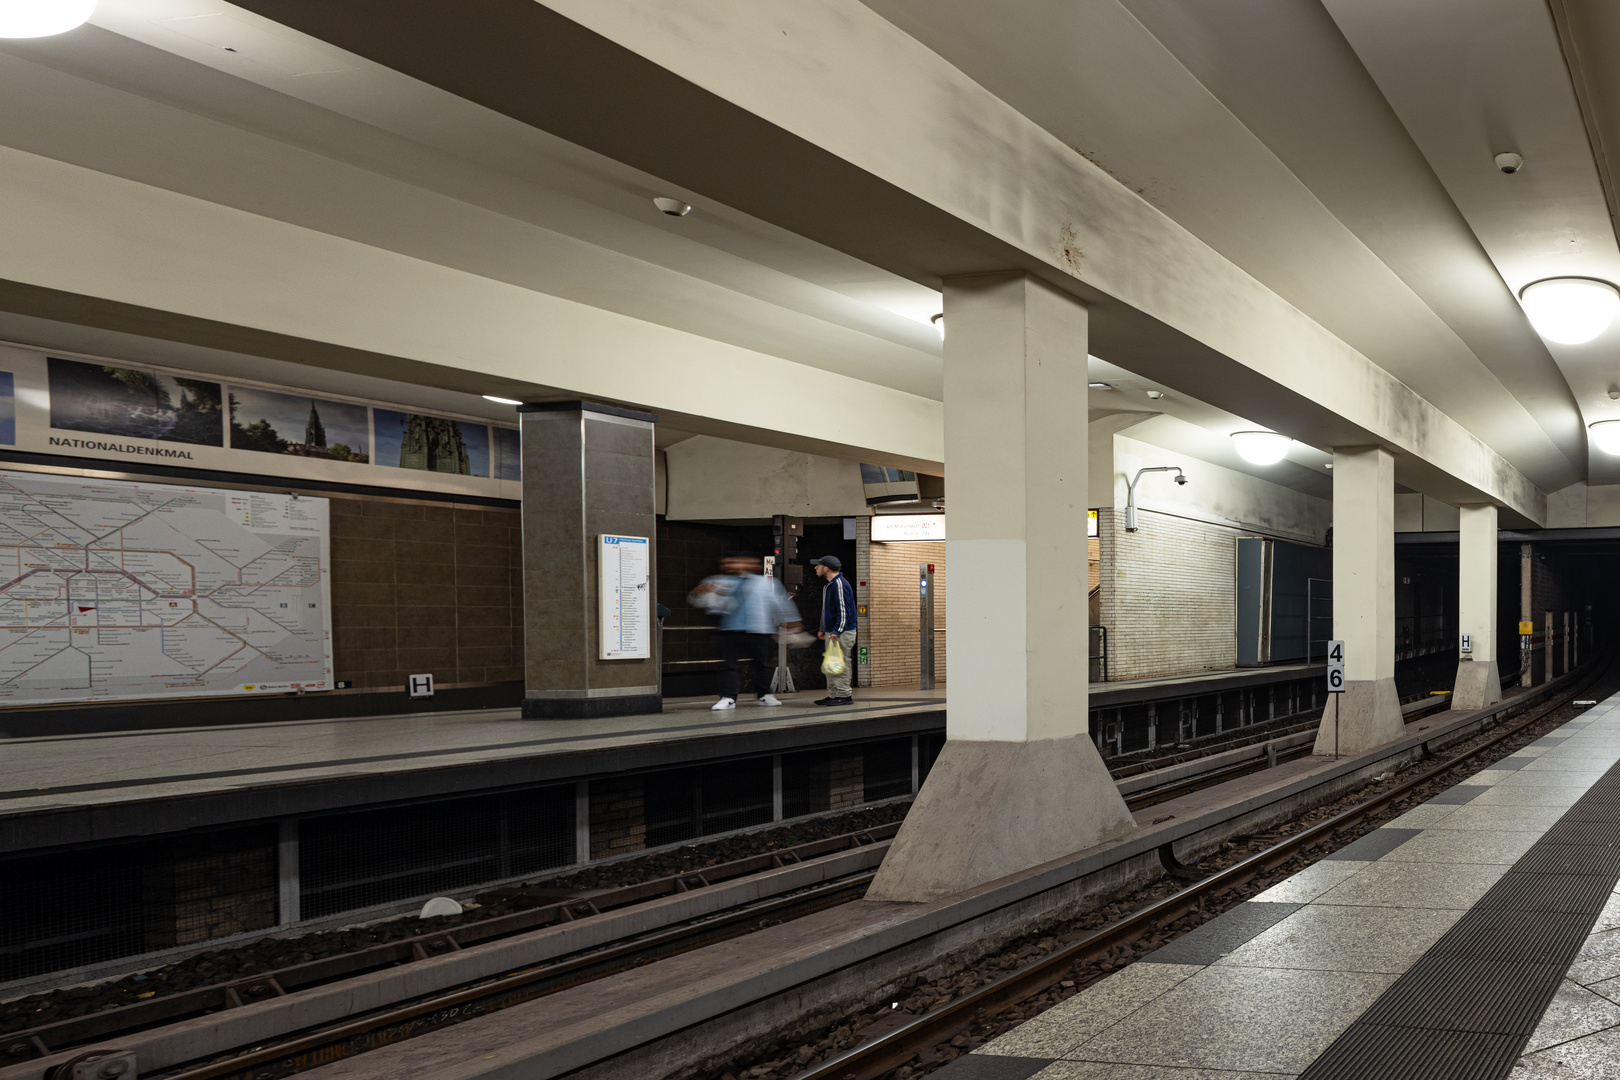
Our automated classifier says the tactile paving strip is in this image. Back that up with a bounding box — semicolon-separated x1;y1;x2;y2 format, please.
1299;752;1620;1080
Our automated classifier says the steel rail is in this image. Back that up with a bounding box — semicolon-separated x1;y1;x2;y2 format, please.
155;872;878;1080
800;666;1605;1080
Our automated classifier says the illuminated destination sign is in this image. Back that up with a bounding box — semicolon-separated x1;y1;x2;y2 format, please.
870;514;946;542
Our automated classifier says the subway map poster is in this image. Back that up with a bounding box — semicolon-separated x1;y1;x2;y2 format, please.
0;470;333;705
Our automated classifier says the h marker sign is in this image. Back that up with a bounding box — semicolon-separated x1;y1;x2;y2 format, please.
1326;640;1345;694
409;673;434;698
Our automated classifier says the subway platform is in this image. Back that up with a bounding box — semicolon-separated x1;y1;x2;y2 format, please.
0;688;946;854
954;693;1620;1080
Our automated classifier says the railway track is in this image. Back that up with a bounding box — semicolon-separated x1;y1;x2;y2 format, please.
799;664;1608;1080
3;674;1555;1080
3;827;898;1078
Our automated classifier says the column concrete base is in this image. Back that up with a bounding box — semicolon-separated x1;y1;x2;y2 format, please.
1312;677;1404;756
864;736;1135;904
1450;659;1502;711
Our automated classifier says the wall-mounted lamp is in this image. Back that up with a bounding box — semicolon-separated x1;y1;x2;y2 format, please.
1125;466;1186;532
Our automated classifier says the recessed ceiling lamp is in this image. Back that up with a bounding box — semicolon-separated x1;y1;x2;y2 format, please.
1519;278;1620;345
0;0;94;37
1590;421;1620;455
1231;430;1292;465
1088;381;1112;390
652;196;691;217
482;395;523;406
930;313;944;339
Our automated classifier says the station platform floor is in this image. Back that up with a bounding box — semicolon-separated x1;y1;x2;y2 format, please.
0;687;944;853
960;692;1620;1080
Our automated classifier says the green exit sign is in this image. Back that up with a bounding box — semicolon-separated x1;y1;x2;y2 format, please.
858;646;869;665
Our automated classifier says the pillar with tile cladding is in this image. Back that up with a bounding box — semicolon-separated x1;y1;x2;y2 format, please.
1451;504;1501;711
1314;446;1404;754
519;401;661;719
866;272;1133;903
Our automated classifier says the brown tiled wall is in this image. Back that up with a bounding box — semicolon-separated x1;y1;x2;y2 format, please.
865;540;947;688
589;775;646;860
330;498;523;690
172;847;278;944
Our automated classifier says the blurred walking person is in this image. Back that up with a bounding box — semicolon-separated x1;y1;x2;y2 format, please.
690;552;803;710
812;556;857;706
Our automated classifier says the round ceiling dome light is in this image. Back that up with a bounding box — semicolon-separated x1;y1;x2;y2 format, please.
1590;421;1620;455
0;0;95;37
1231;430;1292;465
1520;278;1620;345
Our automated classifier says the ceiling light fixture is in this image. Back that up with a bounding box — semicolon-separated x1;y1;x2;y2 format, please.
1088;381;1112;390
652;196;691;217
930;313;944;339
482;395;523;406
1519;278;1620;345
1231;430;1292;465
0;0;95;37
1591;421;1620;455
1146;390;1165;400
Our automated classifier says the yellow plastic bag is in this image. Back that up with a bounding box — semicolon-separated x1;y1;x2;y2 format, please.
821;637;847;676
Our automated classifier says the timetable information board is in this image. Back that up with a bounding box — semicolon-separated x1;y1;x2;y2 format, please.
0;469;333;704
598;534;650;659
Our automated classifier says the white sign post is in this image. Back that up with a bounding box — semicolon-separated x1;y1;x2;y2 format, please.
1326;639;1345;758
599;535;651;660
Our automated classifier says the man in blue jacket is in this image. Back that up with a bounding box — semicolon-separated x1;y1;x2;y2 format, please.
690;552;803;710
812;555;857;706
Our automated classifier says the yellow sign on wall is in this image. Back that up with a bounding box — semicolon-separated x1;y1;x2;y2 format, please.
1519;620;1535;635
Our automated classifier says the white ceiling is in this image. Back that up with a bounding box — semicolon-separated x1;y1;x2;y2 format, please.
3;0;1619;505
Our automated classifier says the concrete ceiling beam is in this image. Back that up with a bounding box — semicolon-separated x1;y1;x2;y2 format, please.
0;144;943;472
229;0;1548;524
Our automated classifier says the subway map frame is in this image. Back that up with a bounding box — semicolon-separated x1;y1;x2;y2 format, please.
0;469;333;705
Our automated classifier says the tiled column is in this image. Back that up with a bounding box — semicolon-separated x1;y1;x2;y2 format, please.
1314;446;1404;754
1451;504;1501;710
519;401;660;719
867;272;1132;903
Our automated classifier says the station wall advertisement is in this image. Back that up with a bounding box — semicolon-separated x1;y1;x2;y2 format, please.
0;344;521;499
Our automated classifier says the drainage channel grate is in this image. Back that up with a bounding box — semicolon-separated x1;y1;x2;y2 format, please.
1299;755;1620;1080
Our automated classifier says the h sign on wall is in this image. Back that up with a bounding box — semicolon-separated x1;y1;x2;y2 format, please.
1460;633;1472;655
1326;640;1345;694
409;674;434;698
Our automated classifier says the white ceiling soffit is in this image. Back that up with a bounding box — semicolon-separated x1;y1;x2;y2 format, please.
1087;356;1334;500
2;1;945;393
862;0;1584;492
1320;0;1620;483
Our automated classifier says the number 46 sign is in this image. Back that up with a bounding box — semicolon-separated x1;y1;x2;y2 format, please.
1326;640;1346;694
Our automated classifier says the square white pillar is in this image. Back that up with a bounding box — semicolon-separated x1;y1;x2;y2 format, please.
1452;504;1502;710
867;272;1132;903
1314;446;1404;754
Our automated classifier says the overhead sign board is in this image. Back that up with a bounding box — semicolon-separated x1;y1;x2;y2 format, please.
870;514;946;542
599;535;651;659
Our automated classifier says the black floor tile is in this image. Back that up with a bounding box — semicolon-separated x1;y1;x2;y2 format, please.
1326;828;1423;861
1429;785;1491;805
1140;901;1300;965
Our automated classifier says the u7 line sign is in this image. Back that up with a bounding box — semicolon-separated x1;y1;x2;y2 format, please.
0;469;333;705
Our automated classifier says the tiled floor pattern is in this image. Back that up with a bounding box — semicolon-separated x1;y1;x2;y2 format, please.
945;703;1620;1080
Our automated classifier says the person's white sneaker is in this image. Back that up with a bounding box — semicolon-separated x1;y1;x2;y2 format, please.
711;697;736;710
757;694;782;707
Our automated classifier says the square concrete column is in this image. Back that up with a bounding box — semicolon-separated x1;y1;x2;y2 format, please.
519;401;660;719
1451;504;1501;710
867;272;1133;903
1314;446;1404;754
